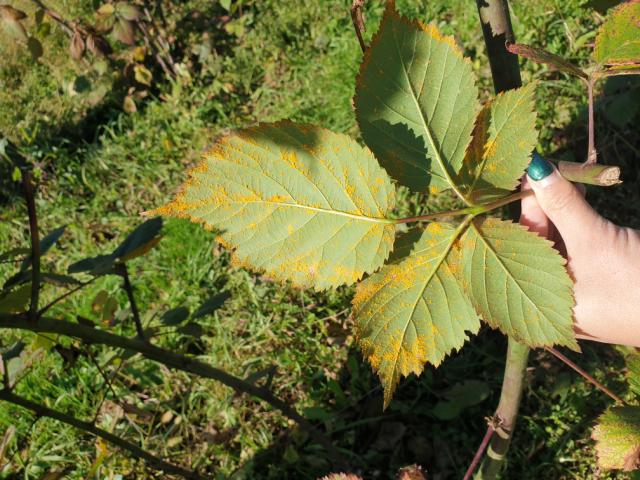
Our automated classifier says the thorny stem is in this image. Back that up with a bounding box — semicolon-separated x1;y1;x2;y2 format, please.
22;172;40;322
351;0;367;53
586;77;597;164
544;347;625;405
118;264;146;340
0;389;205;479
0;313;346;468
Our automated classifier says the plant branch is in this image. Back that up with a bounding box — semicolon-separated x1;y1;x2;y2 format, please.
478;339;530;479
142;7;177;75
463;423;495;480
0;313;345;467
22;172;40;322
351;0;367;53
557;161;620;186
544;347;625;405
118;264;145;340
27;0;74;36
586;77;597;164
38;277;97;316
86;347;121;423
475;0;521;94
137;20;175;79
0;389;204;479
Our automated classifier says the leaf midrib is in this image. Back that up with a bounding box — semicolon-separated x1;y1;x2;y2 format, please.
391;28;471;205
470;220;567;341
234;199;396;224
363;217;473;382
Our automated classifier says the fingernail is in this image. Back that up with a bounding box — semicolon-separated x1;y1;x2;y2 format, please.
527;152;554;181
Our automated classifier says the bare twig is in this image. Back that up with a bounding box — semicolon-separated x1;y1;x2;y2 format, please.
38;277;98;316
544;347;625;405
118;264;145;340
0;389;204;479
0;313;345;467
463;423;496;480
142;7;177;75
351;0;367;53
137;20;175;79
22;172;40;322
86;347;121;423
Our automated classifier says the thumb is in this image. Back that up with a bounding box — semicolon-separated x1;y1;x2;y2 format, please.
526;154;604;243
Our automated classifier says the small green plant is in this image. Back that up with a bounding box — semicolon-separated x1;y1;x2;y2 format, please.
156;0;640;476
0;173;343;478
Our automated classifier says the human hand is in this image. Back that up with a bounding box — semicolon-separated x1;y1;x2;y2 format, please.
520;154;640;348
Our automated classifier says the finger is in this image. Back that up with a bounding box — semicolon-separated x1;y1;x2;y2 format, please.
526;155;605;246
520;176;550;238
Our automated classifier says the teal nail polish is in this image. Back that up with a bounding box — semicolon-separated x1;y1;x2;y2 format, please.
527;152;554;181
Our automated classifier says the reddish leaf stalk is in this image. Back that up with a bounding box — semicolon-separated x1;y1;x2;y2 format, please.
545;347;625;405
586;77;597;164
463;424;495;480
351;0;367;53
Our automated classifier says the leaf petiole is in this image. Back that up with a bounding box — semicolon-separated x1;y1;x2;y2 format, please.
393;191;530;224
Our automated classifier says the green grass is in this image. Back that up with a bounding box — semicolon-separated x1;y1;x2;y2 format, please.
1;0;639;478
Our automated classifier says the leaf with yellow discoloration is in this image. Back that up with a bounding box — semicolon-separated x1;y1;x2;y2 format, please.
451;218;578;350
594;0;640;68
458;83;538;203
152;122;396;290
354;2;478;193
353;221;480;408
593;406;640;471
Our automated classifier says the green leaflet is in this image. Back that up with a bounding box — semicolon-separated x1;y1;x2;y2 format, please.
592;406;640;471
154;122;396;290
355;3;478;194
594;0;640;68
627;352;640;398
0;284;31;314
458;83;538;203
353;221;480;408
452;218;578;350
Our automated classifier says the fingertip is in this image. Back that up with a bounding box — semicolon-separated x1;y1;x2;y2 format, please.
527;168;562;190
520;177;550;237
